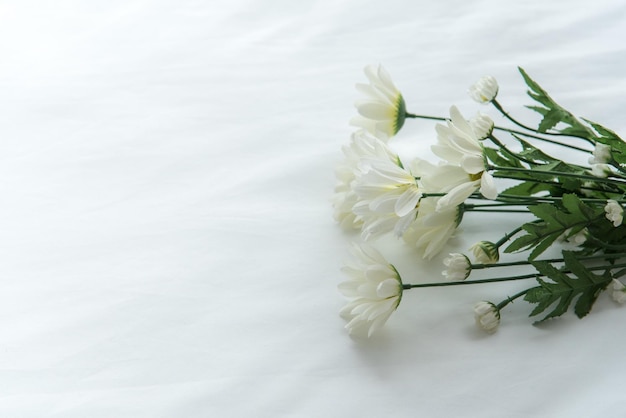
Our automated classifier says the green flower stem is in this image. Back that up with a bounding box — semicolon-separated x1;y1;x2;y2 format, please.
492;174;617;194
491;99;557;135
402;264;626;292
471;253;626;271
487;165;626;186
494;225;526;248
402;273;539;290
464;209;531;213
491;99;595;145
496;289;530;310
493;194;626;205
497;127;592;153
464;203;532;209
494;262;626;310
404;113;447;122
488;134;538;166
405;112;591;152
402;262;626;291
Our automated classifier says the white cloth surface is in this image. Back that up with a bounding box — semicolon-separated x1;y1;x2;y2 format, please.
1;1;625;416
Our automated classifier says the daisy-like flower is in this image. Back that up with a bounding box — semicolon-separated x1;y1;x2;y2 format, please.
605;199;624;227
352;155;421;240
469;241;499;264
442;253;471;281
426;106;497;211
588;143;612;165
350;64;407;140
333;130;398;229
402;197;461;260
611;279;626;304
469;112;495;140
469;76;499;104
474;301;500;334
338;243;403;337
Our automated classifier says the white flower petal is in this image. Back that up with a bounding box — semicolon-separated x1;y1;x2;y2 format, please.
338;243;402;337
394;187;421;217
460;155;485;175
436;180;479;211
479;172;498;199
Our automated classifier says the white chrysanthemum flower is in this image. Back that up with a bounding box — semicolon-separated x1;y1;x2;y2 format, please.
338;243;403;337
469;76;499;104
469;112;494;140
352;155;421;240
474;301;500;334
442;253;471;281
418;163;482;212
611;279;626;304
427;106;497;211
333;130;398;229
350;64;407;140
591;163;612;178
605;199;624;227
588;143;612;165
402;197;461;260
469;241;499;264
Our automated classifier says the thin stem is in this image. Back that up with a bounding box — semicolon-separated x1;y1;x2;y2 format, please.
496;289;530;310
405;113;447;122
464;202;535;208
492;100;555;135
497;127;592;153
492;99;595;145
471;252;626;270
404;110;592;152
402;273;539;290
403;262;626;291
488;165;626;186
492;194;626;204
465;209;531;213
488;134;538;166
495;225;525;248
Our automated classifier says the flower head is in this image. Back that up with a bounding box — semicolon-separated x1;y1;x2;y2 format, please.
605;200;624;227
352;154;421;240
426;106;497;211
469;112;494;140
333;130;398;229
351;64;406;140
402;196;461;260
469;241;499;264
474;301;500;333
338;243;403;337
442;253;471;281
469;76;499;104
611;279;626;304
588;143;612;165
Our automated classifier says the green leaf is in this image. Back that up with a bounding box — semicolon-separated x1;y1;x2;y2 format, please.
504;194;605;259
582;118;626;166
537;109;564;132
518;67;596;140
525;251;612;323
516;137;559;164
483;147;519;168
502;181;553;197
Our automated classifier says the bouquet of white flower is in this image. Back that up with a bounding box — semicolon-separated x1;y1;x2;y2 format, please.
334;64;626;338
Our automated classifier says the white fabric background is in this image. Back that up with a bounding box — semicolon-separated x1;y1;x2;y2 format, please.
1;1;625;416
